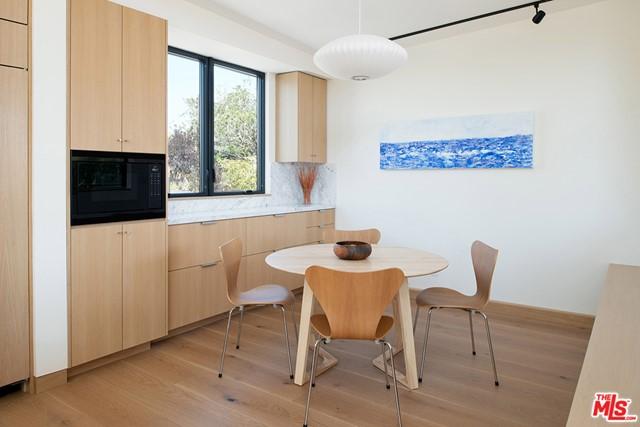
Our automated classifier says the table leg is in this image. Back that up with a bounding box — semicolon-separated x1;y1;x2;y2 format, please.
294;279;338;386
372;278;419;390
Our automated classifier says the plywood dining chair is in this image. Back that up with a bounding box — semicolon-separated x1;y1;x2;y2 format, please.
414;240;500;386
323;228;381;244
218;238;298;380
303;266;405;427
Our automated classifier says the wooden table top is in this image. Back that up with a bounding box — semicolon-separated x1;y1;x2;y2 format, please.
266;244;449;278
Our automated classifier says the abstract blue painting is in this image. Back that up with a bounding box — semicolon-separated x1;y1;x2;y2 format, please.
379;112;534;169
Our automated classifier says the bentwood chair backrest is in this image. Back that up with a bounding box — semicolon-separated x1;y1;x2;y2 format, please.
323;228;382;244
219;238;243;303
305;266;405;340
471;240;499;307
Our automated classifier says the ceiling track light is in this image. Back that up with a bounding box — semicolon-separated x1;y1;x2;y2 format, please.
389;0;553;41
532;3;546;24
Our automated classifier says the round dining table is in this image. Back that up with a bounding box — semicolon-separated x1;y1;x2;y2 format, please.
266;244;448;390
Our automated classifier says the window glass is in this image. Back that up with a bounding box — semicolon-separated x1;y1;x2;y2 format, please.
168;53;201;194
213;65;259;193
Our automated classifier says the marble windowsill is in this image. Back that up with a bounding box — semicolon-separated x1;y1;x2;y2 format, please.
168;204;335;226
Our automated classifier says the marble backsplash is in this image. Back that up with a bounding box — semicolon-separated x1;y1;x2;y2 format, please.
168;162;336;217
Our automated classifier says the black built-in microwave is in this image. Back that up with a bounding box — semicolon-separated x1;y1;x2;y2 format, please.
71;150;166;226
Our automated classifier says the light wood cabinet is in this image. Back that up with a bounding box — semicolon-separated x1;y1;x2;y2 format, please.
168;218;246;271
244;252;272;292
305;209;335;243
71;220;168;366
122;7;167;154
69;0;122;152
167;209;334;330
123;221;167;348
0;19;27;68
168;262;234;329
246;212;312;255
71;224;124;367
0;0;28;24
69;0;166;153
0;66;29;387
276;71;327;163
274;212;308;250
246;215;276;255
311;77;327;163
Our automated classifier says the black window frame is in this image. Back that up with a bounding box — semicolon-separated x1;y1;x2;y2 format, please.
168;46;266;198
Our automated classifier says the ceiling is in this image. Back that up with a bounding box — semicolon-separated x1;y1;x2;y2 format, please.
187;0;604;52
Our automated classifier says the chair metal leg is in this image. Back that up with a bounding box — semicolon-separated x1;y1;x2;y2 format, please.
291;304;299;348
218;306;237;378
279;305;294;380
235;306;244;350
468;309;476;356
303;338;323;427
384;341;403;427
413;306;420;335
478;311;500;386
380;342;390;390
418;307;435;383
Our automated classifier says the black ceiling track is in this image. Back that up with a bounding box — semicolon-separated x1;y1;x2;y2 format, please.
389;0;554;41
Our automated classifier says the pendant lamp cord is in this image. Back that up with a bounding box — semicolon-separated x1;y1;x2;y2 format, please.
358;0;362;34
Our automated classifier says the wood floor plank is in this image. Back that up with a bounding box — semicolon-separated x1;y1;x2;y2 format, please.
0;297;590;427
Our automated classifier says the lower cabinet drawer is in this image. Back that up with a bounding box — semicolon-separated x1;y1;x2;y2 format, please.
168;262;235;330
245;252;303;292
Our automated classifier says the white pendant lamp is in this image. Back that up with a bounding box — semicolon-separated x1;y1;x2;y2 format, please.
313;0;408;81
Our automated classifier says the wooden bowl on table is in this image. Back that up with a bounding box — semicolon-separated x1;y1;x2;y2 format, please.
333;241;372;261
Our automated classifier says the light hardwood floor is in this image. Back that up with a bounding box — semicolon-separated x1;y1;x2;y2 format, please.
0;298;591;426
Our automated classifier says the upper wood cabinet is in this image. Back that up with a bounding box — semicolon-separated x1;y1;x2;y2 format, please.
69;0;167;154
0;66;30;387
276;72;327;163
122;7;167;154
0;0;28;24
70;0;122;152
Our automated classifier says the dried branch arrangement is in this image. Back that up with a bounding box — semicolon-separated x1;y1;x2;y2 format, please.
297;165;318;205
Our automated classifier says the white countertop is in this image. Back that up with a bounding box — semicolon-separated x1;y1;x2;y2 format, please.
168;204;335;226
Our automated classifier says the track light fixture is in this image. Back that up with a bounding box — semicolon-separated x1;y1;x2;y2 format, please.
390;0;553;41
532;3;546;24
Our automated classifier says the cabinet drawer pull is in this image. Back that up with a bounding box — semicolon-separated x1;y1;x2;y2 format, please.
273;214;286;218
200;220;218;225
201;261;219;268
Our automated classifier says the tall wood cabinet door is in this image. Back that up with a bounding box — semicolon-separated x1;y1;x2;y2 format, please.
71;224;123;367
122;220;167;348
0;0;27;24
69;0;122;152
0;67;29;386
311;77;327;163
297;73;314;162
122;8;167;154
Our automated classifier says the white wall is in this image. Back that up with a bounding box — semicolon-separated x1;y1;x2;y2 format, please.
32;0;68;376
327;0;640;315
